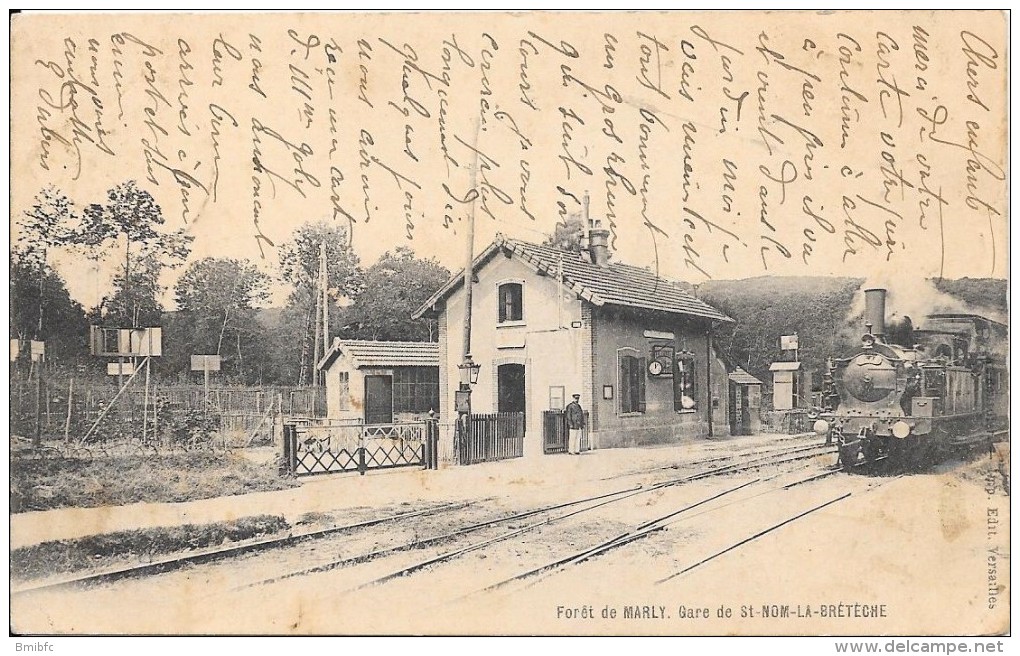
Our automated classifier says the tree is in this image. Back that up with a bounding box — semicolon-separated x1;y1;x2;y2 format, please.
543;213;586;252
14;187;78;343
170;257;271;383
16;186;76;269
345;247;451;341
76;181;193;327
277;220;361;385
9;255;89;366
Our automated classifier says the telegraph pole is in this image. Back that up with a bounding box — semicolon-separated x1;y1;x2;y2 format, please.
456;119;482;435
312;244;324;388
321;241;330;359
462;155;477;365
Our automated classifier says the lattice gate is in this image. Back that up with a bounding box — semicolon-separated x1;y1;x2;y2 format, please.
283;420;439;476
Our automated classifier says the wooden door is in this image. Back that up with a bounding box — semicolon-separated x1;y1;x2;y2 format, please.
364;375;393;425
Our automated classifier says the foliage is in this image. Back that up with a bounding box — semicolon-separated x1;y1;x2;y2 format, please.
543;214;586;252
933;278;1008;316
156;403;219;448
169;257;271;383
278;219;362;303
76;181;194;327
277;220;361;384
100;251;167;327
11;514;290;581
15;186;76;268
9;255;89;364
344;247;450;341
699;277;866;387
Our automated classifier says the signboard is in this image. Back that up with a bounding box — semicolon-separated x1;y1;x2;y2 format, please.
91;326;163;357
107;362;138;376
131;328;162;356
10;339;20;362
30;340;45;362
780;334;799;350
454;389;472;414
191;355;222;372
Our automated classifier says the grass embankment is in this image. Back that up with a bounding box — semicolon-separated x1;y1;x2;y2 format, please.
11;514;290;582
10;451;298;513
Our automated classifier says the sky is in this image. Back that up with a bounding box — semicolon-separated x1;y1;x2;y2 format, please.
10;11;1009;313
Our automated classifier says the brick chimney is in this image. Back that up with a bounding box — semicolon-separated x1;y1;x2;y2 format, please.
582;192;611;267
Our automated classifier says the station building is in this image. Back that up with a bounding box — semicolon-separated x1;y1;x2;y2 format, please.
413;227;734;457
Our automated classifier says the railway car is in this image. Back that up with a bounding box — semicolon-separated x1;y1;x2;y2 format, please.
814;288;1008;471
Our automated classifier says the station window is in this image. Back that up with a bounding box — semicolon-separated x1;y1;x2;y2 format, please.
393;368;440;414
337;371;350;410
498;283;524;323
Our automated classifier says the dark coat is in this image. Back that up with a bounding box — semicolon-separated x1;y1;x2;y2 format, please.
565;400;585;429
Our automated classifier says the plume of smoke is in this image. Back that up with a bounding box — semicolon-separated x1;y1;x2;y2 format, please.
847;276;1004;329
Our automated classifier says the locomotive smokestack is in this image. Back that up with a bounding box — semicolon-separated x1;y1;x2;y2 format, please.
864;288;887;339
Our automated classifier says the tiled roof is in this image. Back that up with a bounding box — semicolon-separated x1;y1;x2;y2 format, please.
414;235;733;323
318;340;439;370
728;368;764;385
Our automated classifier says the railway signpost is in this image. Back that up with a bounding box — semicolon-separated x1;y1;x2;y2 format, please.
191;355;222;416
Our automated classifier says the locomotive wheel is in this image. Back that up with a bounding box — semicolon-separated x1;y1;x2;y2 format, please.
862;440;881;465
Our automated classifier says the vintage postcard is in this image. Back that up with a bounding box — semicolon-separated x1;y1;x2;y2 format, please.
8;9;1009;640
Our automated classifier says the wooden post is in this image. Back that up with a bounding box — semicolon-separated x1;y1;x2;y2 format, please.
153;380;159;444
143;357;151;443
64;378;74;445
33;359;42;448
204;362;210;420
274;392;284;445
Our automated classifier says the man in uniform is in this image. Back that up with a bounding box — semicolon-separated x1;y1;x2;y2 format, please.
566;393;585;454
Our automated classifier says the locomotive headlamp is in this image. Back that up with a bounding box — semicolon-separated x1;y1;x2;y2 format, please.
892;420;911;439
813;419;830;435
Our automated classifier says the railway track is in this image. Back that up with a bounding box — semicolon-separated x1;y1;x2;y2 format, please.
471;466;843;597
13;439;837;597
307;442;838;595
599;434;826;481
11;500;477;595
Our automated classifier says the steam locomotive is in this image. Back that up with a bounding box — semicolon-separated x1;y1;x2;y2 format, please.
815;288;1008;471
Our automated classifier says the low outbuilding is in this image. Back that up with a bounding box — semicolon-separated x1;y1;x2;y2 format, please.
317;339;440;424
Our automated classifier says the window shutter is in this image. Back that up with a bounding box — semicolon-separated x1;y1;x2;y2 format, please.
673;363;683;411
637;357;647;412
690;356;698;406
619;356;631;414
498;286;507;322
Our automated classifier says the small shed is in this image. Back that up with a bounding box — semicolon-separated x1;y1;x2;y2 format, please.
317;339;440;424
769;361;806;411
728;368;763;435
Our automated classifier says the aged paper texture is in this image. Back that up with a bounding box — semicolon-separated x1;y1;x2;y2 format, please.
8;10;1009;637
